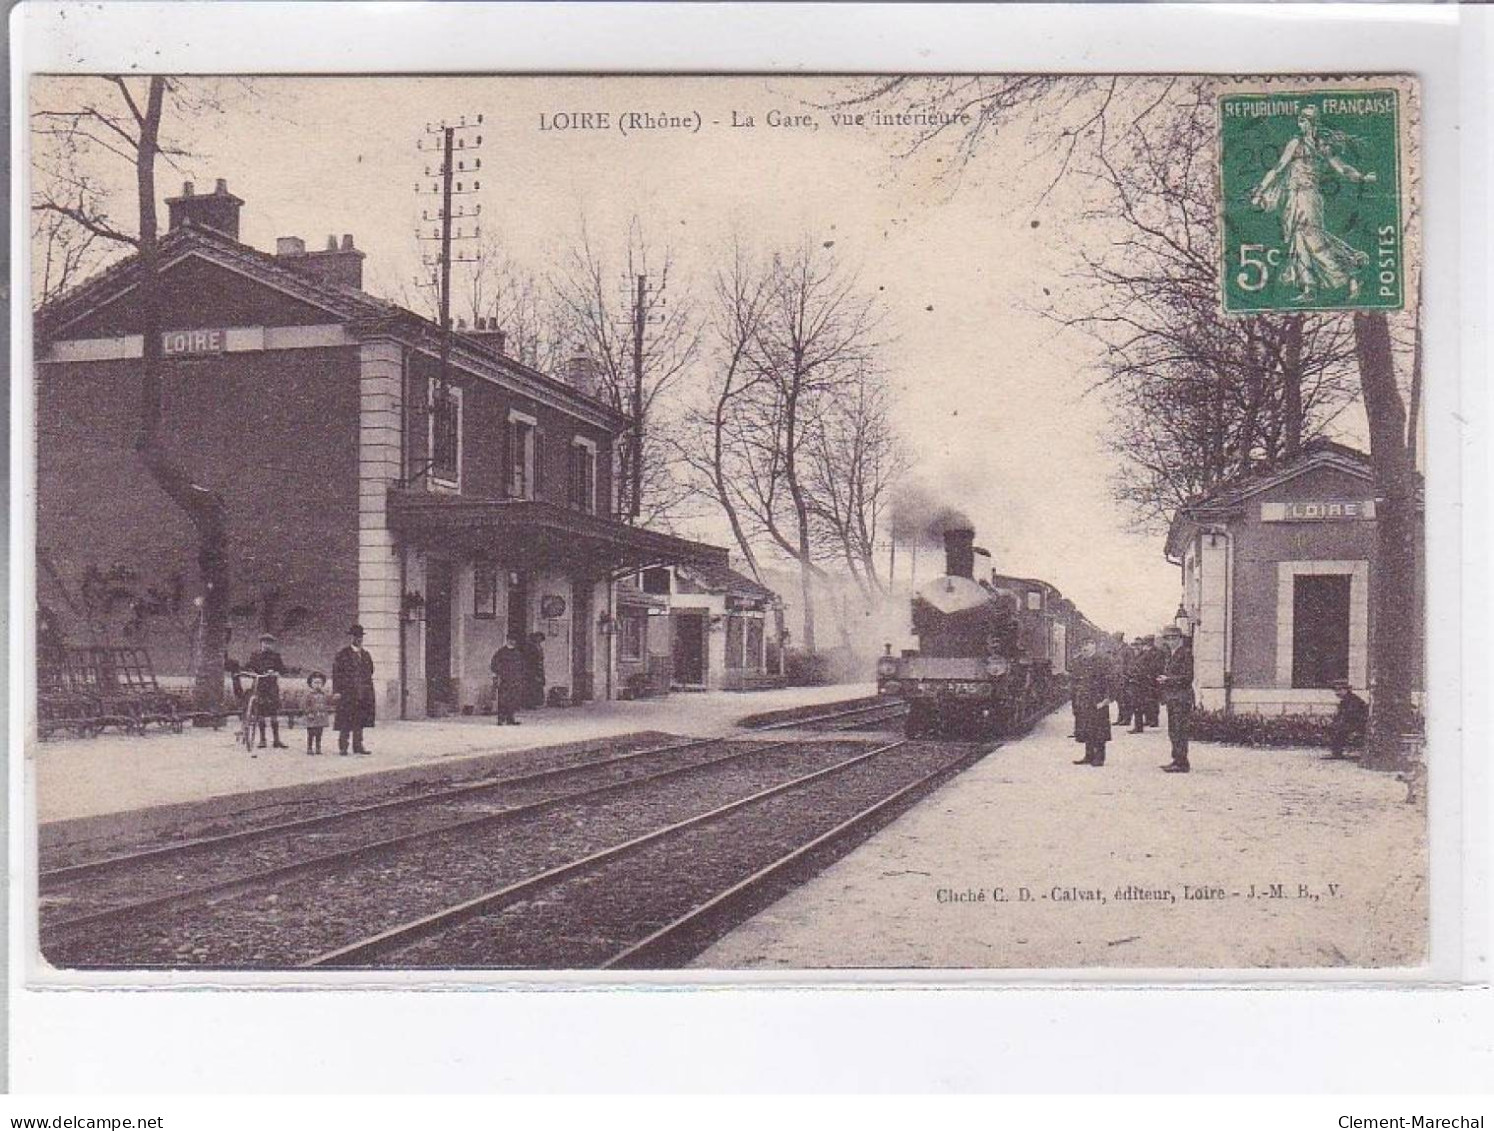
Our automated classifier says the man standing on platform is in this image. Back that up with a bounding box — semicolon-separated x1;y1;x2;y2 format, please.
1137;636;1164;729
524;631;548;709
491;630;527;725
1070;640;1113;767
333;623;376;755
245;632;288;750
1158;624;1194;773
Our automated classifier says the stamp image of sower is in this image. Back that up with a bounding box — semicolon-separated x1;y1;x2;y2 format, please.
1220;88;1403;314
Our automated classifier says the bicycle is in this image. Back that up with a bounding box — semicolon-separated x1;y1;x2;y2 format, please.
233;670;272;756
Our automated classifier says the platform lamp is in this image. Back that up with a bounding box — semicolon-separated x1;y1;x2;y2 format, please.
1173;603;1194;639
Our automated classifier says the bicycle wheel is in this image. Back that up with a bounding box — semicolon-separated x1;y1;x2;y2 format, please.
242;700;259;752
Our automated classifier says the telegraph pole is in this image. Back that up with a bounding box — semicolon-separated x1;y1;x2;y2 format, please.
631;273;646;520
410;115;483;484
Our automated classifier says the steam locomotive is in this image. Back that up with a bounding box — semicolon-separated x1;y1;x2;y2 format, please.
876;526;1108;739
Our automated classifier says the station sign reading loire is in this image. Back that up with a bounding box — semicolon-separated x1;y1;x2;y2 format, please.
1260;499;1377;522
162;328;227;356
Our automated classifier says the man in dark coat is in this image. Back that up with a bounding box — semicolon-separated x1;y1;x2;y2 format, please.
1158;625;1194;772
1327;679;1368;759
1122;638;1152;733
524;631;547;709
1112;640;1133;729
491;631;527;725
245;632;289;750
332;623;376;755
1070;640;1113;766
1136;636;1164;728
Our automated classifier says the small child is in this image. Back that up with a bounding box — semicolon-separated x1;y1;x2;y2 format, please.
303;671;335;755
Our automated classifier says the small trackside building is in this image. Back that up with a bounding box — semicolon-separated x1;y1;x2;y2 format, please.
639;563;786;691
33;178;726;720
1165;440;1424;718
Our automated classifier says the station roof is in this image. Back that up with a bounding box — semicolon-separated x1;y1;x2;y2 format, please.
676;560;780;603
35;222;626;432
386;490;729;575
1163;440;1421;561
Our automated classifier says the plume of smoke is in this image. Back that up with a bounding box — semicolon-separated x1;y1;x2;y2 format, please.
890;484;974;547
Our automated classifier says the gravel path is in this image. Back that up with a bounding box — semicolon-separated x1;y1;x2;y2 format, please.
695;712;1428;970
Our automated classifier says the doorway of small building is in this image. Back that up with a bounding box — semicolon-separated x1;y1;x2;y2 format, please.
1292;573;1351;688
425;558;456;714
572;581;593;702
672;610;709;688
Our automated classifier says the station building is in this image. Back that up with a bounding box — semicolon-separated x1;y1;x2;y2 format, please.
34;178;727;719
1166;440;1424;717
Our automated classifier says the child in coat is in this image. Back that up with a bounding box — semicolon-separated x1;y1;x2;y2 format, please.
303;671;335;755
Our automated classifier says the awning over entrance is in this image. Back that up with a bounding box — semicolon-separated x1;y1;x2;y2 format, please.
386;490;729;575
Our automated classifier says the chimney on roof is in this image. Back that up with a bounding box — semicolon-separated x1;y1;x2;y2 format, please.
458;314;509;358
564;348;603;400
166;177;244;240
276;230;365;290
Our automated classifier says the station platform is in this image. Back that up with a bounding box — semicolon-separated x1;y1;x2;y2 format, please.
694;710;1427;971
30;683;876;826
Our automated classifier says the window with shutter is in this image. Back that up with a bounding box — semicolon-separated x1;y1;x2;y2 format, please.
507;414;536;500
534;428;545;495
570;437;597;514
427;379;462;489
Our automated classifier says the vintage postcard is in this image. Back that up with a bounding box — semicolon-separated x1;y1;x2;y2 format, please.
24;71;1433;979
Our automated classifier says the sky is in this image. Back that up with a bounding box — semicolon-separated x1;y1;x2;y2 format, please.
30;73;1379;637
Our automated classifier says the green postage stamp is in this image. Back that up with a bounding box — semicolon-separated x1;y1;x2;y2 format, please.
1219;87;1403;314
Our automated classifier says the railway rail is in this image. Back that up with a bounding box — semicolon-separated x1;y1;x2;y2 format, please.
41;697;907;885
40;698;919;968
747;699;908;732
308;736;980;969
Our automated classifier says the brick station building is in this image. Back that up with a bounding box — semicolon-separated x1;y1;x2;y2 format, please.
1166;440;1424;718
34;178;727;719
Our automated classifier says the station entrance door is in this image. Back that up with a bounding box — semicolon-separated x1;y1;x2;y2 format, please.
672;610;708;688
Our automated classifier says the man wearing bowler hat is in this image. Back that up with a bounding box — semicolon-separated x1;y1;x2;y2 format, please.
1158;624;1194;773
333;623;377;755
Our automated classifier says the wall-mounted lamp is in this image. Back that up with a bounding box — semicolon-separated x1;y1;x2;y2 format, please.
401;590;426;623
1174;603;1194;638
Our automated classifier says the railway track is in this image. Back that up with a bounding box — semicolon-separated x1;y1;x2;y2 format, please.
40;700;923;968
308;736;982;969
41;697;908;888
747;699;908;732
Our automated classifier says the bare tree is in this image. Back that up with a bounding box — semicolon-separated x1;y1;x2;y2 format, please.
726;240;882;653
549;219;701;528
802;364;908;598
675;237;776;579
32;208;108;307
32;76;233;711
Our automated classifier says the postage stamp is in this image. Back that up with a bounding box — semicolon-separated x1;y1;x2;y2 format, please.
1219;86;1404;314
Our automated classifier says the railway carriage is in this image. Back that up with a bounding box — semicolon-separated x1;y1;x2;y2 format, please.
877;526;1104;739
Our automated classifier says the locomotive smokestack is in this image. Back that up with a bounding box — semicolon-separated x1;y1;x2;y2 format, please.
944;526;976;580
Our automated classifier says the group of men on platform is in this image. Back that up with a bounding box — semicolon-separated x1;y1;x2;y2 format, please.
1069;627;1195;773
1068;627;1370;772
